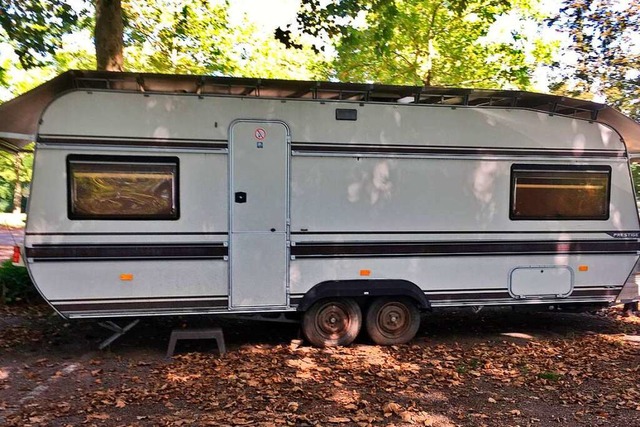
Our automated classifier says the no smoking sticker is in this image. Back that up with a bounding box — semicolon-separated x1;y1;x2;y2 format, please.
255;128;266;140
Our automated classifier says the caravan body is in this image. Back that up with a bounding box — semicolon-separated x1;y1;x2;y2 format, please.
4;71;640;346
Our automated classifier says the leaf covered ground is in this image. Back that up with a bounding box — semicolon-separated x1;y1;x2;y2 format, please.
0;304;638;426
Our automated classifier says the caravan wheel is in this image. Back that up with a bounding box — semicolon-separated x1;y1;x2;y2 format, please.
302;298;362;347
366;297;420;345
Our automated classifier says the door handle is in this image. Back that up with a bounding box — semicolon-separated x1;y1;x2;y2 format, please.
235;192;247;203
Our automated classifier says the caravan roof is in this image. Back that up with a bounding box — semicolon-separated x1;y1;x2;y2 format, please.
1;69;639;153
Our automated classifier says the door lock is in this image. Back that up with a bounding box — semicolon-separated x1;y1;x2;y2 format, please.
235;192;247;203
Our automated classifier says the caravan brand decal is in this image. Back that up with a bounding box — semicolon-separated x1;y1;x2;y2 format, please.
608;232;640;238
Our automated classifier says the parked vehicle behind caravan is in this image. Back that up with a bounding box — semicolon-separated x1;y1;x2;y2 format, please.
1;70;639;347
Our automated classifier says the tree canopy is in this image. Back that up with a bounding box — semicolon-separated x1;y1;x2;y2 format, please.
278;0;554;88
548;0;640;119
0;0;638;212
0;0;82;69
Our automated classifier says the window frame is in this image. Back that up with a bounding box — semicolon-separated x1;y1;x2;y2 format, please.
67;154;180;221
509;164;611;221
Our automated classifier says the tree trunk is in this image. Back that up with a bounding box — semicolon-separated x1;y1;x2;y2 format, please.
12;153;22;214
95;0;124;71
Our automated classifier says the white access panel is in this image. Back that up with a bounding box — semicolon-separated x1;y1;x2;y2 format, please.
229;121;289;308
509;266;573;298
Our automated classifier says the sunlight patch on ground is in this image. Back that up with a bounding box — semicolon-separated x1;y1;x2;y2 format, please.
332;345;394;366
327;388;361;406
621;335;640;344
166;372;202;383
501;332;536;340
286;356;330;380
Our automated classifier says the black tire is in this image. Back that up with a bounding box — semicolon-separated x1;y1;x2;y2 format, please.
302;298;362;347
365;297;420;345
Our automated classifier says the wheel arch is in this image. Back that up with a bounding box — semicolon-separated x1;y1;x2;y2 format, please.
296;279;430;312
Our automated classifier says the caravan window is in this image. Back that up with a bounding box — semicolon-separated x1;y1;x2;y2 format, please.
510;165;610;220
68;155;179;220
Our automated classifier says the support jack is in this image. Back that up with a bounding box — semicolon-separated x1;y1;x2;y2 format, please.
97;319;140;349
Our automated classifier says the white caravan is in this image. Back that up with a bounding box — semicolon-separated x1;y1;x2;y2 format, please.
1;70;640;347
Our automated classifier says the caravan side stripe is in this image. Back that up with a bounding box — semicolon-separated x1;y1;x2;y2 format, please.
39;136;228;150
54;298;229;312
26;243;228;261
291;143;626;158
291;239;638;258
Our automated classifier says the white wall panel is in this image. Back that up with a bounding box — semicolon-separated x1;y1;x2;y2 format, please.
30;260;228;300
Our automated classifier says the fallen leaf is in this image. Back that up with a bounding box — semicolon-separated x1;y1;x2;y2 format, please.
86;413;110;421
327;417;351;423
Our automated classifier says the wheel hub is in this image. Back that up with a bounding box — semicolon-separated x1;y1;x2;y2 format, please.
378;303;409;335
316;304;350;336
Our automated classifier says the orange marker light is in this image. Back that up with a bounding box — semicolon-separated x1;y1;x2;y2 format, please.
120;273;134;281
578;265;589;272
359;269;371;277
12;246;20;263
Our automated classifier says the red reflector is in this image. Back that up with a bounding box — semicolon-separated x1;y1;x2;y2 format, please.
12;246;20;263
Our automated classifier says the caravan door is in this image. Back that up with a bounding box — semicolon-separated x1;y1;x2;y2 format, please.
229;120;289;309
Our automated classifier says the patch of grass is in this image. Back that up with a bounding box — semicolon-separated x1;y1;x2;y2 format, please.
537;371;562;381
457;358;481;374
0;260;36;304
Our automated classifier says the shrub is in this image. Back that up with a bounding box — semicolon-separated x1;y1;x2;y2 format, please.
0;260;37;304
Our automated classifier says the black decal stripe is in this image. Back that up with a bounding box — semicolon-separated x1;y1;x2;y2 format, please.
26;231;228;236
26;243;228;261
292;230;639;236
426;292;512;300
290;291;618;306
426;289;620;301
291;288;620;304
50;295;228;303
570;288;621;298
39;137;228;150
291;143;625;158
291;240;638;258
55;299;228;312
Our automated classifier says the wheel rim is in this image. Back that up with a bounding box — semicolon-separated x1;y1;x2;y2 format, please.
376;302;411;338
315;302;352;338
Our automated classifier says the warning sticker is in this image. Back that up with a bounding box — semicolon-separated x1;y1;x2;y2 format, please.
255;128;266;140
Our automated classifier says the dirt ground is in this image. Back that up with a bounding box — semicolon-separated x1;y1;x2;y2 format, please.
0;300;638;427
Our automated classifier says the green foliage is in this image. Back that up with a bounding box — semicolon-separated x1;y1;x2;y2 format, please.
123;0;235;74
0;148;33;213
537;371;562;381
549;1;640;120
0;260;36;304
0;1;84;70
285;0;553;88
630;162;640;200
121;1;325;79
